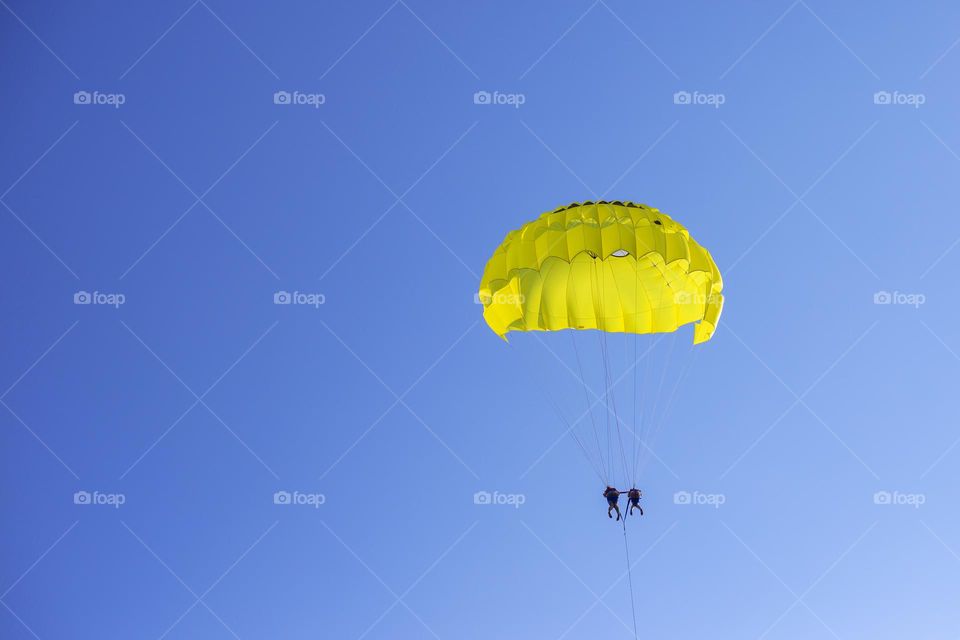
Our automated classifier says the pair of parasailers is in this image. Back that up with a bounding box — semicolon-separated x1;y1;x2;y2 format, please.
603;486;643;521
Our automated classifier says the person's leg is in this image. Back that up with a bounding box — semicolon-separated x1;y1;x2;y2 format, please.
638;505;643;516
608;504;613;518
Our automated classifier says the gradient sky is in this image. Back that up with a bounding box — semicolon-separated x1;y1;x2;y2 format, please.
2;2;960;639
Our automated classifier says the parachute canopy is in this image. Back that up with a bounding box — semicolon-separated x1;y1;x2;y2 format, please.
478;201;723;344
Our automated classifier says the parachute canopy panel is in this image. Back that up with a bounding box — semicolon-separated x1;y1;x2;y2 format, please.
478;201;723;344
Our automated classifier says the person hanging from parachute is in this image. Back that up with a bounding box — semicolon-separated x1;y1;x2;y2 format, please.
478;201;723;640
627;488;643;516
477;200;723;512
604;486;625;521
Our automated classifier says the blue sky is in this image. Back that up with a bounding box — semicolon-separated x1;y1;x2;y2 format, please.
2;1;960;638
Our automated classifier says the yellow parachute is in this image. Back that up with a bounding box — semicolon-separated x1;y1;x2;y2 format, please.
478;201;723;343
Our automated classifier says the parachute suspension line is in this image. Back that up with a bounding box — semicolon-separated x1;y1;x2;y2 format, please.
631;359;642;482
632;260;657;484
633;332;656;483
571;332;609;483
567;416;607;484
508;340;607;482
632;326;639;488
622;512;639;640
638;331;677;474
648;332;678;427
602;326;630;489
604;351;613;486
506;341;607;484
594;257;629;487
643;344;700;468
589;258;615;485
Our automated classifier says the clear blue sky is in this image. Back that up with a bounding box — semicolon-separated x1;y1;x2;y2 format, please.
2;2;960;638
